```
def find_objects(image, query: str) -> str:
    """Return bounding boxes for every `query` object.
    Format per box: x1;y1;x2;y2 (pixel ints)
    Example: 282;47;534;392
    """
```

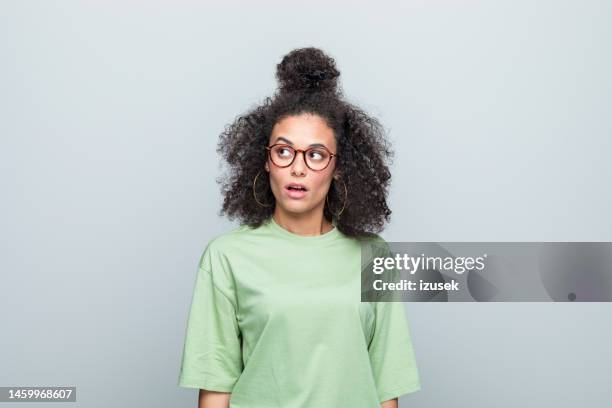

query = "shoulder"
356;232;391;259
194;224;259;297
351;229;386;244
354;231;387;246
198;223;259;270
208;223;253;246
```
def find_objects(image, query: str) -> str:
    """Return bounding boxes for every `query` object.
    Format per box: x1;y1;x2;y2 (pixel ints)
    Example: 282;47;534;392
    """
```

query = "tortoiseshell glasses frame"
265;143;336;171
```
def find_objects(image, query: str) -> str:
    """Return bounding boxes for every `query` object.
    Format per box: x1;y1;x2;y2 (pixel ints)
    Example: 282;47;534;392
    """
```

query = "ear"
265;162;270;172
333;169;341;180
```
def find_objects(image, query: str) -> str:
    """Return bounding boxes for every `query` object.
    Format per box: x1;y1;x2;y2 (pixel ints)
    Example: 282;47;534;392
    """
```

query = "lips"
286;183;308;191
285;183;308;199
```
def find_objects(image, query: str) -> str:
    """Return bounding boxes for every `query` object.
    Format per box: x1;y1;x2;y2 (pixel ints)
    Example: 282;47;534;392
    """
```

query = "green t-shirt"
178;217;421;407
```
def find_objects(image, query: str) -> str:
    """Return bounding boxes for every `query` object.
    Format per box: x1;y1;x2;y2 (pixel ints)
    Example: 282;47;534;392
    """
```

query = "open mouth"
287;186;307;191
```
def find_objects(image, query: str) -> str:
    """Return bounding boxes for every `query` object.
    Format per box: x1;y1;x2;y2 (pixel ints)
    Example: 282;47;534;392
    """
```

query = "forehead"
269;114;336;150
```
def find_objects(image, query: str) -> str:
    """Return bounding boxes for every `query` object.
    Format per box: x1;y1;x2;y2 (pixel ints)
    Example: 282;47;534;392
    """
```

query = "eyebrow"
273;136;327;149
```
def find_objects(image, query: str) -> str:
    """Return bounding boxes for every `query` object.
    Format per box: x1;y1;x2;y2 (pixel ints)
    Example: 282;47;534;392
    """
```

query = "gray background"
1;0;611;407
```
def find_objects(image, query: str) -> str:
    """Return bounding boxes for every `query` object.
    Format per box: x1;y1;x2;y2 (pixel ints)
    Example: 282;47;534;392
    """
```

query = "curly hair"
215;47;394;238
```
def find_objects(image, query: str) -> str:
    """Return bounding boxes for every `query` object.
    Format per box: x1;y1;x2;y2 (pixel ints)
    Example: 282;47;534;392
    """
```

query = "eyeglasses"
265;143;336;171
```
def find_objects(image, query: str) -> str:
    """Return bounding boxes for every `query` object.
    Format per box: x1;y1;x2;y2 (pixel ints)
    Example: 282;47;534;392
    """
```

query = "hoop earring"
253;169;273;207
326;178;348;218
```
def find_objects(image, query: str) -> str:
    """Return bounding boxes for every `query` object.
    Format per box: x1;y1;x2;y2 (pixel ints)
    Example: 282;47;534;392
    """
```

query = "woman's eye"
308;150;324;160
278;148;291;157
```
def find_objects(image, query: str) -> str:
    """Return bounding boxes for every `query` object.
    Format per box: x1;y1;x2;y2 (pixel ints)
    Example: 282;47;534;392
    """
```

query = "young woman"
178;47;421;408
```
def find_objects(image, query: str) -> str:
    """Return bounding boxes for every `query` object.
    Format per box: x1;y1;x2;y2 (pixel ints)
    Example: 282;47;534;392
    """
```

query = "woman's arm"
381;397;398;408
198;389;231;408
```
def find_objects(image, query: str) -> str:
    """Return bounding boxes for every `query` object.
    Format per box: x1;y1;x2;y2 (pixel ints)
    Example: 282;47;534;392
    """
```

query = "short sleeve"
178;244;243;392
368;299;421;402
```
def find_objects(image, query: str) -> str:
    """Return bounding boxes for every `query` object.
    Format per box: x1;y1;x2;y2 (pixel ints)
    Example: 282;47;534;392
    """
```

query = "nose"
291;151;307;175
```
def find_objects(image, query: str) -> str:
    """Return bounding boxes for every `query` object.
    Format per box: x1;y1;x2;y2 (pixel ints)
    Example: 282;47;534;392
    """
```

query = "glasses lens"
306;148;331;170
270;145;295;167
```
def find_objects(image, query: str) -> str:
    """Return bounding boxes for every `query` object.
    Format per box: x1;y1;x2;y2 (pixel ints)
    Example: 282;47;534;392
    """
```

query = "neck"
272;206;334;237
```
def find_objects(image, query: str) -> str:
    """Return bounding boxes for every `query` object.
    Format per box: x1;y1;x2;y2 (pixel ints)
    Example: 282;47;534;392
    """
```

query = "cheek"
311;175;333;197
268;169;287;193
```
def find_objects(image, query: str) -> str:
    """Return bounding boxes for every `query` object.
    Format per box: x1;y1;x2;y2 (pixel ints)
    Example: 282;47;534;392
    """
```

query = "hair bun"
276;47;340;94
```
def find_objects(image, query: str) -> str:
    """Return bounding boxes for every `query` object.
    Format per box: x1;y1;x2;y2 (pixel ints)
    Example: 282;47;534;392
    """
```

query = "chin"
279;200;314;215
